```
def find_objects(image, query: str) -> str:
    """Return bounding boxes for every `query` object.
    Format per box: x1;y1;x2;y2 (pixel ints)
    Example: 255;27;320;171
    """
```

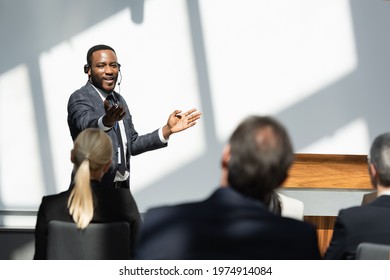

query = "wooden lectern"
282;153;372;256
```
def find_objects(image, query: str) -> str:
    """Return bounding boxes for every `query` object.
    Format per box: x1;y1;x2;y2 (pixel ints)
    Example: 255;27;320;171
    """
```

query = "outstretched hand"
162;108;202;140
102;99;126;127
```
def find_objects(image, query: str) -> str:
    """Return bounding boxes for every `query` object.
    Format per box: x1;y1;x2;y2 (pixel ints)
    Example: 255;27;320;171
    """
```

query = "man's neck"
89;81;112;97
377;185;390;196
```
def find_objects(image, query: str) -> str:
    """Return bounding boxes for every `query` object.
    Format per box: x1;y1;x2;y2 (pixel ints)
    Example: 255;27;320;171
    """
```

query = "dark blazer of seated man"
325;132;390;259
134;116;321;260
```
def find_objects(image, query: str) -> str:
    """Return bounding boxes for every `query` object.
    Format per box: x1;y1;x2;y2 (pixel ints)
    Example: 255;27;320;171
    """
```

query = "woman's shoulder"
40;190;71;207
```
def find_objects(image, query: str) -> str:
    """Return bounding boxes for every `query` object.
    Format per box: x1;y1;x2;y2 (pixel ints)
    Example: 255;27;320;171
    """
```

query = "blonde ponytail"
67;129;112;229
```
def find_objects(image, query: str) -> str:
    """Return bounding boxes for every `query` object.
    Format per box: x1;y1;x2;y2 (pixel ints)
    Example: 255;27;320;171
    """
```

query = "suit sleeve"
324;210;348;259
67;87;102;140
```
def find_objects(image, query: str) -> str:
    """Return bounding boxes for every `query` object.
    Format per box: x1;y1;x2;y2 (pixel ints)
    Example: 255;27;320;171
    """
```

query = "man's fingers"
105;103;126;122
185;108;197;116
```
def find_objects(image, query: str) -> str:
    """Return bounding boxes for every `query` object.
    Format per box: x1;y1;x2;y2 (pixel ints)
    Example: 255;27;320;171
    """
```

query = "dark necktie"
106;94;126;175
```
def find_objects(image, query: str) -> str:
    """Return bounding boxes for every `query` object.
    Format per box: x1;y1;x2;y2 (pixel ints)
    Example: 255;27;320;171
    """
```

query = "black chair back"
47;220;131;260
356;242;390;260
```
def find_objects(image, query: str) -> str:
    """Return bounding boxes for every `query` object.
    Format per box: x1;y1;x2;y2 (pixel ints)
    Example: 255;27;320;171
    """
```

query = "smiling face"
89;49;120;93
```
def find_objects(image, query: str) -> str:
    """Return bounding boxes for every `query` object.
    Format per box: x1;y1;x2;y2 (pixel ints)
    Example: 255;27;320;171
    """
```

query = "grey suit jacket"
325;195;390;259
67;82;167;187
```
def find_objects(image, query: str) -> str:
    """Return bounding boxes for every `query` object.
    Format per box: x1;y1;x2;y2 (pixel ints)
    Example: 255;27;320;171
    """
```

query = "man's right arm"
67;89;101;139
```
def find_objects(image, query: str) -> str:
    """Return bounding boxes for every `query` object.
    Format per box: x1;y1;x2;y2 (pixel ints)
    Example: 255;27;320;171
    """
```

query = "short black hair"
86;44;116;66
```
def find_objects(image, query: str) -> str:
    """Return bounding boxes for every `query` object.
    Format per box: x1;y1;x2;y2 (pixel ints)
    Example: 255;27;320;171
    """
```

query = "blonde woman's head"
68;128;113;229
71;128;113;178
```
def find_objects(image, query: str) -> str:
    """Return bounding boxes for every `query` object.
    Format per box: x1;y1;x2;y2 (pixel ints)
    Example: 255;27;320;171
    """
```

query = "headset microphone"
116;65;122;94
117;68;122;86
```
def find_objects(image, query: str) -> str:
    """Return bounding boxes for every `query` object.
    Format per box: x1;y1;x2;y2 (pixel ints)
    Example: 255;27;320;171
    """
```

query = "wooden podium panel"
283;153;371;190
283;154;372;256
304;216;337;256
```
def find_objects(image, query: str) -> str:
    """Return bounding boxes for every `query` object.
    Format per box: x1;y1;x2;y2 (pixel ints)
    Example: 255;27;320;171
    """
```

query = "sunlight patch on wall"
0;65;44;208
298;118;370;155
199;0;357;142
2;215;36;228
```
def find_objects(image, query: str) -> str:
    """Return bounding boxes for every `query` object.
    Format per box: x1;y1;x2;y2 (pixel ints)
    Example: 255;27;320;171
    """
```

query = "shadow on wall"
1;0;390;259
2;0;390;213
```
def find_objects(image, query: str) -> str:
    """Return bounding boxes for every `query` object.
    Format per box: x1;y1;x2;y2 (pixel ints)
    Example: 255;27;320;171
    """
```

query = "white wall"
1;0;390;225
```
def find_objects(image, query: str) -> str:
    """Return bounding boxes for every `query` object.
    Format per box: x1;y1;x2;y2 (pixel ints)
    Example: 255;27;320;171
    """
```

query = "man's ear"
368;162;380;189
70;149;75;164
369;163;377;180
221;144;231;169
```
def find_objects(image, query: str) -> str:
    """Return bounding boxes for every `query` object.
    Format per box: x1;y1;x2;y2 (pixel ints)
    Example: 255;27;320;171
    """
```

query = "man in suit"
68;44;201;189
134;116;321;260
325;132;390;259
